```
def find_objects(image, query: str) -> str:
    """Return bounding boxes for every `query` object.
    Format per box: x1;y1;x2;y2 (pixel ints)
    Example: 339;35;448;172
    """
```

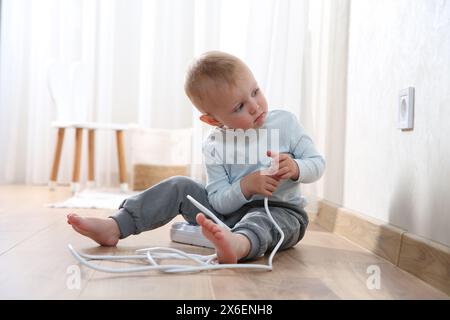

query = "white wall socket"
397;87;414;130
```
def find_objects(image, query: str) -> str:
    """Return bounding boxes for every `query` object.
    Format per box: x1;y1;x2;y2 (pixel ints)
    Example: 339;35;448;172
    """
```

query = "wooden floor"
0;185;448;300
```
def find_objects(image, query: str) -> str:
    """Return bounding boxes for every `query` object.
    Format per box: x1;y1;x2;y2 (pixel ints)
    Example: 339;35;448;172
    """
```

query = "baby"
67;51;325;263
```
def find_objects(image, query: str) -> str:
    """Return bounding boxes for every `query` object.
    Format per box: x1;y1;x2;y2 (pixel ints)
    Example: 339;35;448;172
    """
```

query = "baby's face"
200;67;268;130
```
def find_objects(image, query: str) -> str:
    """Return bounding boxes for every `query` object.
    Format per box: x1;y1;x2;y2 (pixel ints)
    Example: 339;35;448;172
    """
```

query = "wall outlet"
397;87;414;130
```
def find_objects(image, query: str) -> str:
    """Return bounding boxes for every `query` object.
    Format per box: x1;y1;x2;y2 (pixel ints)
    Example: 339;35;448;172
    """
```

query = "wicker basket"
132;164;190;191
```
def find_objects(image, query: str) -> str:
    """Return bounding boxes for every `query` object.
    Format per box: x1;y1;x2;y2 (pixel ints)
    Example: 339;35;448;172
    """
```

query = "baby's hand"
267;150;300;181
240;170;281;199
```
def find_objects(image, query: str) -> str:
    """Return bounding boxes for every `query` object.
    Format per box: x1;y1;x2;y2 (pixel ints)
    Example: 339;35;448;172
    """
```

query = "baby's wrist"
240;177;253;200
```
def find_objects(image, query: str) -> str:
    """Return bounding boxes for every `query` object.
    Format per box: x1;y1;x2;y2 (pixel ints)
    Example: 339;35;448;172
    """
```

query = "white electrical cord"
68;195;284;273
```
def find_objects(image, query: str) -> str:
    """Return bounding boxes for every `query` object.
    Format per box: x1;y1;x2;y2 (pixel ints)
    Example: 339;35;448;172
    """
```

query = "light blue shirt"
202;109;326;215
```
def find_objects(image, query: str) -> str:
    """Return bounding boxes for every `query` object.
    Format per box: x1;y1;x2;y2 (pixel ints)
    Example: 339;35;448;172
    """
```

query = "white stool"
49;122;129;193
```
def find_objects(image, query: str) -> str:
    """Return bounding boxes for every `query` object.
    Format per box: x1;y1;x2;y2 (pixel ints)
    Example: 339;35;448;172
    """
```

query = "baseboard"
398;233;450;296
315;200;404;265
315;200;450;296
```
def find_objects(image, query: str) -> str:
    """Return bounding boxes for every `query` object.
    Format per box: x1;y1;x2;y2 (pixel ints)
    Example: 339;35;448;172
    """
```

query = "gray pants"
111;176;308;261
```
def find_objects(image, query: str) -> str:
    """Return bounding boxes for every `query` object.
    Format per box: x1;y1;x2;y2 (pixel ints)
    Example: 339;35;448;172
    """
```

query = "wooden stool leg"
49;128;65;190
115;130;128;192
87;129;95;188
72;128;83;193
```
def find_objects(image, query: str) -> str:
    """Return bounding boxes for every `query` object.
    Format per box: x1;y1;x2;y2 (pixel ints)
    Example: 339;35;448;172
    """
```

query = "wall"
343;0;450;246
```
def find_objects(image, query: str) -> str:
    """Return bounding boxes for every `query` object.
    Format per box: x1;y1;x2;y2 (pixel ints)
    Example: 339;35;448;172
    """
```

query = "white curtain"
302;0;350;208
0;0;346;193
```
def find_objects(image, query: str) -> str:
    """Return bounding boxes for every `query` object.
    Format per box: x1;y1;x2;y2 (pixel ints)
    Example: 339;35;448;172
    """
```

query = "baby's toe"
196;213;206;224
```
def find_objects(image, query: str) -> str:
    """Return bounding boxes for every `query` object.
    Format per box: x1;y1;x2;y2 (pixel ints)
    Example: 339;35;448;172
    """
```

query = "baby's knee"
163;176;199;194
166;175;191;184
169;175;193;187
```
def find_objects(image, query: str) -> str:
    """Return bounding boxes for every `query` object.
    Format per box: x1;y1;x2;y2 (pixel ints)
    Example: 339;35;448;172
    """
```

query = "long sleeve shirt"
202;109;326;215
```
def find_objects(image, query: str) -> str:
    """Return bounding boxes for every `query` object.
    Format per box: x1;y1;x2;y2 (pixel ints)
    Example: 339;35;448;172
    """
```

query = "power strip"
170;222;214;249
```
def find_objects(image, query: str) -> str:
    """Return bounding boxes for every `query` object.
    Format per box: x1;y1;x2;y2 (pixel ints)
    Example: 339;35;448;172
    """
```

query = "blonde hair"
184;51;246;111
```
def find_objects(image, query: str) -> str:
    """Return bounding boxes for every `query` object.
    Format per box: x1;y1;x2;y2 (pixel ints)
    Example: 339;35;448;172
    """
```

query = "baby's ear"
199;114;222;127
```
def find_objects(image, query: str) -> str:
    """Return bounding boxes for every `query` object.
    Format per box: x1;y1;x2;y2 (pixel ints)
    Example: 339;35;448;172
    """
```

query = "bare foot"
67;213;120;246
196;213;250;264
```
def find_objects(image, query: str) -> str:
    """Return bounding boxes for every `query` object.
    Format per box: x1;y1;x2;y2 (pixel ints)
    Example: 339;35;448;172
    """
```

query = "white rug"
47;189;138;209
